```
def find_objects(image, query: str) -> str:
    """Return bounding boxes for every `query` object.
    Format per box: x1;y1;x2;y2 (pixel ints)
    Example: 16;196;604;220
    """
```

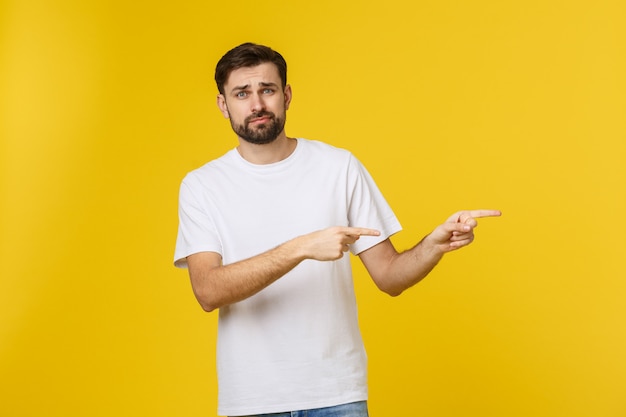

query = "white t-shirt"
174;138;401;416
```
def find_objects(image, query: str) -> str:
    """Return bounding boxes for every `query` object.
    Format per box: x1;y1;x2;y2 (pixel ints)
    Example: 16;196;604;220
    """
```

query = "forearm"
189;226;379;312
369;236;445;296
384;236;445;296
189;239;306;312
362;210;501;296
359;236;445;297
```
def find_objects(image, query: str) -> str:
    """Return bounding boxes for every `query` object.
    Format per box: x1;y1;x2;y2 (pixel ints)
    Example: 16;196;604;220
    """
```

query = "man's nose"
250;93;265;113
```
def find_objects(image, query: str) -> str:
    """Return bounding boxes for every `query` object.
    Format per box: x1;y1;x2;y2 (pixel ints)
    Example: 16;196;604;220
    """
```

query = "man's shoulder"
181;149;237;184
298;138;353;160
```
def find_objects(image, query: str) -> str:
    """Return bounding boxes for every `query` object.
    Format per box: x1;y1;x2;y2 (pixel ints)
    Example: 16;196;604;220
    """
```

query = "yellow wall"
1;1;624;416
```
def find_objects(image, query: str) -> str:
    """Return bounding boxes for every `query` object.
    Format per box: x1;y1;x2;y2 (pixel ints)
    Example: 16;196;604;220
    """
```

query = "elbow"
381;286;404;297
199;301;218;313
190;276;223;313
193;290;220;313
385;288;404;297
373;271;429;297
374;280;405;297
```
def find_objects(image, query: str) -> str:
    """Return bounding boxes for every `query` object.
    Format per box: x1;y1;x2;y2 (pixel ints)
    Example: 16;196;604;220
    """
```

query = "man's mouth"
246;112;274;126
249;116;269;124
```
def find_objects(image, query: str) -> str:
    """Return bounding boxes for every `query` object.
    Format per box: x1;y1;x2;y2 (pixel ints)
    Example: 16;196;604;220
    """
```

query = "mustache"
245;111;275;124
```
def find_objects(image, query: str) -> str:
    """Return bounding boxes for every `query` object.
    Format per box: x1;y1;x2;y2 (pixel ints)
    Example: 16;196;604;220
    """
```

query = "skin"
188;62;501;312
216;62;295;164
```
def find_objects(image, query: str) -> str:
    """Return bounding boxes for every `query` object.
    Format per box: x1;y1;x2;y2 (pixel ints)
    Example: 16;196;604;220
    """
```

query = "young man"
174;42;500;417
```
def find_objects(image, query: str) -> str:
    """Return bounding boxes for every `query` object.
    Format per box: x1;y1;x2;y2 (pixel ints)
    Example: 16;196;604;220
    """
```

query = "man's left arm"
359;210;501;296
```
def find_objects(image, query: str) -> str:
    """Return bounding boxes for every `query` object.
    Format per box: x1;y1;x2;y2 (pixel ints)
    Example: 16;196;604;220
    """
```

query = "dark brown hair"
214;43;287;94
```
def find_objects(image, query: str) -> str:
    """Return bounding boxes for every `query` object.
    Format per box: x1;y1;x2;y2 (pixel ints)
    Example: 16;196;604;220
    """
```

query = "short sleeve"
346;155;402;255
173;177;223;268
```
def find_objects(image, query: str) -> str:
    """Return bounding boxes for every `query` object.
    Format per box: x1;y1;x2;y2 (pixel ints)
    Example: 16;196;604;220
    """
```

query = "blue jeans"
233;401;369;417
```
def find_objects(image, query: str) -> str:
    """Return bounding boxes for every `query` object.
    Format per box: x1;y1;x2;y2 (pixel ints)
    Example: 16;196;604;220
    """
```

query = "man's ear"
217;94;229;118
284;84;292;110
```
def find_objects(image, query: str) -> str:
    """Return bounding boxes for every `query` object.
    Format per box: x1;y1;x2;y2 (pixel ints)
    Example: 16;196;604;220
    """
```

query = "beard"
231;110;286;145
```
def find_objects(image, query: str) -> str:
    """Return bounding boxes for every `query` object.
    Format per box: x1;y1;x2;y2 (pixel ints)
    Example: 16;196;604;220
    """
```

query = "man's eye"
262;88;274;94
236;91;248;98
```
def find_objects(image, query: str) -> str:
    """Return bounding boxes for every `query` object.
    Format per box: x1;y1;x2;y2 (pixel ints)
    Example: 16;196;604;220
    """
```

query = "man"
174;42;500;417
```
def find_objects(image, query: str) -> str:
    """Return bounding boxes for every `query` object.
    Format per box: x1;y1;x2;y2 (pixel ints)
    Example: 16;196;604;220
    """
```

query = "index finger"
343;227;381;237
467;209;502;219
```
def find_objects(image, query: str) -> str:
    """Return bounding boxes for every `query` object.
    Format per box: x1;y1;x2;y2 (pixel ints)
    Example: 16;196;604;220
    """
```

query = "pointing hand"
427;210;501;253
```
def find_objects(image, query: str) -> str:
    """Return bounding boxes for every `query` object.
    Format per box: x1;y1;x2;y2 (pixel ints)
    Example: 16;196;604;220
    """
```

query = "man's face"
217;62;291;145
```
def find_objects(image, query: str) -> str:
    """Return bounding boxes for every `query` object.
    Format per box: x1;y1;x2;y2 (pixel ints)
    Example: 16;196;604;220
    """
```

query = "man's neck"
236;134;297;165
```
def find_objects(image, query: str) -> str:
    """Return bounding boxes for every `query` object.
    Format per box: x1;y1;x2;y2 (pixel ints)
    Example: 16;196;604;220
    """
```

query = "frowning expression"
217;62;292;144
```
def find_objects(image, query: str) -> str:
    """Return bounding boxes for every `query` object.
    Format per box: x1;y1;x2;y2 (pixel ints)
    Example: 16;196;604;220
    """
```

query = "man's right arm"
187;226;380;312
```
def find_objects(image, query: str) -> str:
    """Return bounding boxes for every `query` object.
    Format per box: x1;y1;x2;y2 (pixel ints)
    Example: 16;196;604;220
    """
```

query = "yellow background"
1;0;625;416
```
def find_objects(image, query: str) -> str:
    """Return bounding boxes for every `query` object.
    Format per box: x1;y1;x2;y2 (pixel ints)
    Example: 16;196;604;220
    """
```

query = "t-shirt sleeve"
173;176;223;268
346;154;402;255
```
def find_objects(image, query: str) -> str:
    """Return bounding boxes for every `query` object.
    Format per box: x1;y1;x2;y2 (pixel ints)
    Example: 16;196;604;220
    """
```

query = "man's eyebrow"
229;82;279;95
230;84;250;94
